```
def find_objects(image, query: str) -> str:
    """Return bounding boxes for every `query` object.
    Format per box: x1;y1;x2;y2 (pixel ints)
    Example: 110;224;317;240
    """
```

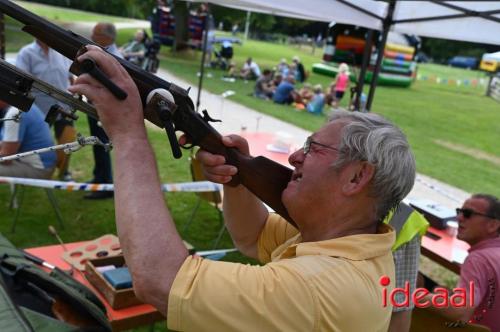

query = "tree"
172;0;189;52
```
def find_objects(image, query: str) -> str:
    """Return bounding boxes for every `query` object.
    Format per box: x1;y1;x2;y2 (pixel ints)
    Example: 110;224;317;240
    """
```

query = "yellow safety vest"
384;203;429;251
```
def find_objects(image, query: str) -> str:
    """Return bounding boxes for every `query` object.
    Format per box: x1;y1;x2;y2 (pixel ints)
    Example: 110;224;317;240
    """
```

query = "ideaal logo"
379;276;474;308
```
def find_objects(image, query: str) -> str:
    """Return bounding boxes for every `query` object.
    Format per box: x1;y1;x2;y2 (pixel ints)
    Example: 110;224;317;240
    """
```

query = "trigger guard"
180;143;194;150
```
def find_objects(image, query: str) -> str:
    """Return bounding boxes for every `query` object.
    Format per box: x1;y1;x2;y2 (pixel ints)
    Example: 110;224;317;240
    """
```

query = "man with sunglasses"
69;47;416;331
427;194;500;331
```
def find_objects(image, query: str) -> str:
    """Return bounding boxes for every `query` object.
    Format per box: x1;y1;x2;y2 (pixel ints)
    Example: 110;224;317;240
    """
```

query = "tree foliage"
24;0;157;19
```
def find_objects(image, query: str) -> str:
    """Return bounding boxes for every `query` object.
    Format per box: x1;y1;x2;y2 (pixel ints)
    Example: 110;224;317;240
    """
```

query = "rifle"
0;57;95;121
0;0;296;226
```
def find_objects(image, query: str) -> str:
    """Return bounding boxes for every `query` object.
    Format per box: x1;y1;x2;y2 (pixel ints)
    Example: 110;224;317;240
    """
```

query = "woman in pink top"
332;62;350;109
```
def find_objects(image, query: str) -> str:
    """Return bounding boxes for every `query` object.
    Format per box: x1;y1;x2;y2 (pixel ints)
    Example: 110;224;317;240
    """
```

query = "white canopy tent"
187;0;500;110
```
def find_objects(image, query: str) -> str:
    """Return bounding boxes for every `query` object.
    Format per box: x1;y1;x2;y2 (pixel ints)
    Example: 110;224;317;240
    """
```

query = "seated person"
119;29;148;65
306;84;325;114
0;100;56;179
272;75;297;105
271;73;283;92
298;83;314;104
239;57;261;80
276;58;289;77
424;194;500;332
292;56;307;83
254;69;274;100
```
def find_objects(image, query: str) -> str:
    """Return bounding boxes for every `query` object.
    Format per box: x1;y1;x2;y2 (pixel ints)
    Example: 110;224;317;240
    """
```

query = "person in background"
306;84;325;115
84;22;122;199
239;57;261;80
425;194;500;332
272;75;298;105
119;29;148;66
0;100;56;179
298;83;314;104
276;58;289;77
271;73;283;91
331;62;350;109
16;39;75;180
292;55;306;83
254;69;274;100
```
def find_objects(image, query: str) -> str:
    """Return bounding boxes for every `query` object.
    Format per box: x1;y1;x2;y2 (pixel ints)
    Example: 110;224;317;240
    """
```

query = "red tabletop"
26;242;164;331
239;131;297;167
421;227;470;274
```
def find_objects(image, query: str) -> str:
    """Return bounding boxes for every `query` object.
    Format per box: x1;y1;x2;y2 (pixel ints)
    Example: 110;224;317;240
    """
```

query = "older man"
69;46;416;331
427;194;500;331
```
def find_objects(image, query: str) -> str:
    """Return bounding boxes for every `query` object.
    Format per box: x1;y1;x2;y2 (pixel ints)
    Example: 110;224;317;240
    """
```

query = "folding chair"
410;307;491;332
183;156;224;249
9;184;64;233
8;154;67;233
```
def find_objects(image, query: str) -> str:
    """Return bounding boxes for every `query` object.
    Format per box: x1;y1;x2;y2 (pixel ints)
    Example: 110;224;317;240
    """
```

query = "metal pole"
244;11;251;41
354;29;373;111
366;0;396;112
196;5;210;112
0;13;5;59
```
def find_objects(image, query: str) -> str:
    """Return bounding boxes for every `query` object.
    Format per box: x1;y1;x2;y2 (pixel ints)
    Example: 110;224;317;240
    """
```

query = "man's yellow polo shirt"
167;214;395;332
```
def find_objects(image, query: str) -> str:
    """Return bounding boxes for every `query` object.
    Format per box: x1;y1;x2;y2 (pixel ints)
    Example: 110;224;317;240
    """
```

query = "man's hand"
193;134;250;184
189;134;268;259
68;45;144;142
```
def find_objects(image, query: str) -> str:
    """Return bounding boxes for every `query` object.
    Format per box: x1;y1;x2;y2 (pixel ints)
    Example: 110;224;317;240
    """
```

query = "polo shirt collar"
469;236;500;252
275;224;395;261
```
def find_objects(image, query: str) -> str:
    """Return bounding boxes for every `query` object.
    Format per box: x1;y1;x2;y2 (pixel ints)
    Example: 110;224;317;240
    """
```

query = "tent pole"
354;29;373;111
0;13;5;60
244;11;251;41
366;0;396;112
196;4;211;112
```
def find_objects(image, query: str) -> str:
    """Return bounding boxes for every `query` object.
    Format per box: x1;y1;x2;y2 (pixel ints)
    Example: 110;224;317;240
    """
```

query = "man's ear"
486;219;500;236
341;161;375;195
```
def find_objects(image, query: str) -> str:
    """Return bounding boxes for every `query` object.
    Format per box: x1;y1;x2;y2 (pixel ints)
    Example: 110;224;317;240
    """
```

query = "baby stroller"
211;41;233;70
142;39;161;73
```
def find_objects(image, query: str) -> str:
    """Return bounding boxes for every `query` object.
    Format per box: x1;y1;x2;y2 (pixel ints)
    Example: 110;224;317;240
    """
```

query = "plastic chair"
183;156;225;249
410;307;491;332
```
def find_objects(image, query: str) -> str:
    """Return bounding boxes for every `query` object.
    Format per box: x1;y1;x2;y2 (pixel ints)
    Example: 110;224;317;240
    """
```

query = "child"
306;84;325;114
331;63;350;108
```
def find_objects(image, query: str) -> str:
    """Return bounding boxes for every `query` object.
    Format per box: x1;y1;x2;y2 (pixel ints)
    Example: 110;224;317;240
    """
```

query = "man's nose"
288;149;304;167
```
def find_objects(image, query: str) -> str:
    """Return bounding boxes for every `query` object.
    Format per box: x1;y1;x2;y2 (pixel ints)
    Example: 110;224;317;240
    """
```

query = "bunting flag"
416;74;486;87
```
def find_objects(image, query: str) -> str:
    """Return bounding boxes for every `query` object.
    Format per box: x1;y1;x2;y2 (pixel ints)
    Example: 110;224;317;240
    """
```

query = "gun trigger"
201;110;222;123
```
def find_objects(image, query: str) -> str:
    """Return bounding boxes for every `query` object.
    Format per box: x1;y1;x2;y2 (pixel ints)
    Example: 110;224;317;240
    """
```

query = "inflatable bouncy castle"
313;27;417;88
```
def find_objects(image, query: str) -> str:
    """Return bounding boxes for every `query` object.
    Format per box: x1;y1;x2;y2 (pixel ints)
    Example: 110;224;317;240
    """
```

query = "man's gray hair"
98;22;117;41
329;110;416;221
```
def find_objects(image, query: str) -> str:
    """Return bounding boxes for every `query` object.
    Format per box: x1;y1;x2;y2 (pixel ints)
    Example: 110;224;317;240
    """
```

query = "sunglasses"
456;208;496;220
303;136;339;155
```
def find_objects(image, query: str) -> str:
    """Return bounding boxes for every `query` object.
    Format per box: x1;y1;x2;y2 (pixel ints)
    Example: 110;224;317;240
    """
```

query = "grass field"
1;4;499;330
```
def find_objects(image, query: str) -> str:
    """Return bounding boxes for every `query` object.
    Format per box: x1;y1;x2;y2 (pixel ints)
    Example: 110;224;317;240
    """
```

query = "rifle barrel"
0;58;97;118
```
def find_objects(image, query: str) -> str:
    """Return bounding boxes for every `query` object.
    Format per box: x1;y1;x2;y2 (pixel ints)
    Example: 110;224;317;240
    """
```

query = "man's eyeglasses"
456;208;496;220
303;136;339;155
